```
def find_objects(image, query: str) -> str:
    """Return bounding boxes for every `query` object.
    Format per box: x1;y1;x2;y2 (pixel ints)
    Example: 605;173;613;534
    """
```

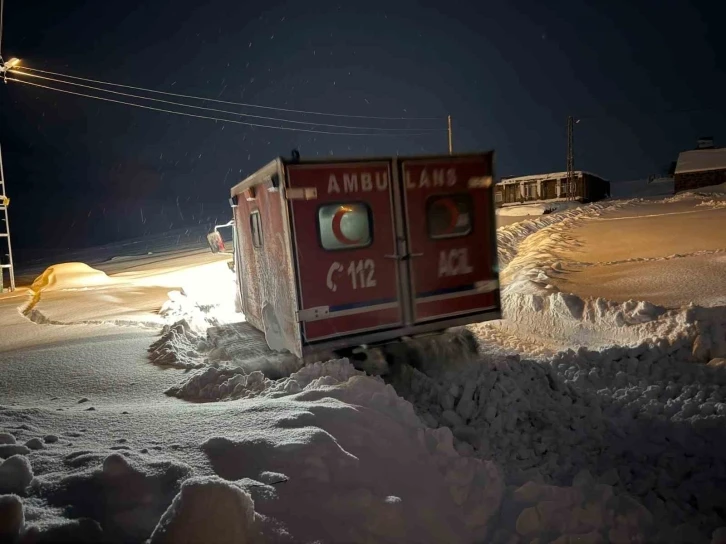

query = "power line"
15;65;445;121
5;77;441;137
9;68;445;133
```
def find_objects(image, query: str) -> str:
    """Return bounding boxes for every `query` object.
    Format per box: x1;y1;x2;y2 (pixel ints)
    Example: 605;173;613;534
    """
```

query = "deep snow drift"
2;186;726;543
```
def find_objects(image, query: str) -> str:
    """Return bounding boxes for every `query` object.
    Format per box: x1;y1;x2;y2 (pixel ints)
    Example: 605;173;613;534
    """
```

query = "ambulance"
210;151;501;358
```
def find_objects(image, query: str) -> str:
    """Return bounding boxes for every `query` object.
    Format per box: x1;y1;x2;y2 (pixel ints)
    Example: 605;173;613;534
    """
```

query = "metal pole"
0;143;15;291
566;116;574;201
447;115;453;155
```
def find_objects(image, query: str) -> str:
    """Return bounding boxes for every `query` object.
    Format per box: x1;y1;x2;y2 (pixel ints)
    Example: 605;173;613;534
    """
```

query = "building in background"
495;171;610;208
674;137;726;193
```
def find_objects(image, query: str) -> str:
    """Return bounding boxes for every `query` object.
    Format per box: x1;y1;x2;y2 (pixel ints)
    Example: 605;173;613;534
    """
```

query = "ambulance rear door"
400;153;500;323
286;160;404;343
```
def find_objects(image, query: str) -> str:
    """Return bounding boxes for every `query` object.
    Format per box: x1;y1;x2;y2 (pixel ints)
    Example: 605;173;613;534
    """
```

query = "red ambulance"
223;152;500;358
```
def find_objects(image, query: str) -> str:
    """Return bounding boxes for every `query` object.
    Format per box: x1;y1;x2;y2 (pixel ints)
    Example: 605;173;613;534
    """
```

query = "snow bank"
148;320;211;369
496;200;627;269
0;455;33;495
167;359;365;402
30;262;116;292
392;337;726;540
494;292;726;359
195;364;506;543
22;263;169;328
31;452;192;542
699;199;726;209
157;345;661;542
497;201;583;217
22;255;237;330
493;194;726;354
0;494;24;543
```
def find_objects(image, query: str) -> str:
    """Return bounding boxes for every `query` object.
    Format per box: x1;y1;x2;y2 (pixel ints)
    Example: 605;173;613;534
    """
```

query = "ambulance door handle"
384;254;402;260
409;253;424;259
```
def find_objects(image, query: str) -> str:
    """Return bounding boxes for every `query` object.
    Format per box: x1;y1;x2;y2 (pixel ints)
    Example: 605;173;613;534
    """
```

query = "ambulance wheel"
341;346;390;376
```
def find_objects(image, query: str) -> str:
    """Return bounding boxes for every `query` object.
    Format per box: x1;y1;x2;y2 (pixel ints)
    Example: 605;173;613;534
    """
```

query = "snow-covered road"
2;187;726;543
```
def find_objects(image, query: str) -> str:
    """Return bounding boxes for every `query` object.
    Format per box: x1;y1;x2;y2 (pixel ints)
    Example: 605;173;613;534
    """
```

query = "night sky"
1;0;724;261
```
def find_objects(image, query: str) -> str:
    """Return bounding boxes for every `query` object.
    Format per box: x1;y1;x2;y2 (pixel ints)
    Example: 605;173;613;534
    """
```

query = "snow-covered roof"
675;148;726;174
498;170;603;185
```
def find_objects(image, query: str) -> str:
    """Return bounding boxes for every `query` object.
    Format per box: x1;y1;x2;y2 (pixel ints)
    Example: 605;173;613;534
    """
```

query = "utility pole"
566;115;575;201
447;115;453;155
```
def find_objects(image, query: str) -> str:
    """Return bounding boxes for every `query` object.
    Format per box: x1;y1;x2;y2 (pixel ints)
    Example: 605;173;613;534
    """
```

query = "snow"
675;147;726;174
149;477;261;544
0;455;33;495
518;198;726;312
0;494;24;542
496;201;583;216
2;187;726;542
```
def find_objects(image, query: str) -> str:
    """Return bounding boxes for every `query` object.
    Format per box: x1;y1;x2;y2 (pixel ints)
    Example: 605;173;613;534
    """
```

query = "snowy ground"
1;186;726;543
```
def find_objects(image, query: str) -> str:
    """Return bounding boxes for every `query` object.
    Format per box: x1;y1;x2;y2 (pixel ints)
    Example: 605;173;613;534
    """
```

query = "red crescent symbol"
332;206;362;245
437;198;460;234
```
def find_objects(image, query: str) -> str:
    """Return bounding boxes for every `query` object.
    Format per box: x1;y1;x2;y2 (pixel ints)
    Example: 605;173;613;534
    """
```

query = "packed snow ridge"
493;195;726;356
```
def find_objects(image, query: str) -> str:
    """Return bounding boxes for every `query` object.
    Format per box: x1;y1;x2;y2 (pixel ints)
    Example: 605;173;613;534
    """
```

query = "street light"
0;58;20;73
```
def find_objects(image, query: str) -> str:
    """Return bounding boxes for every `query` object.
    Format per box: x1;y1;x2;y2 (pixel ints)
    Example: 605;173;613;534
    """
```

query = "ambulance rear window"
318;203;372;250
250;210;263;248
427;194;473;239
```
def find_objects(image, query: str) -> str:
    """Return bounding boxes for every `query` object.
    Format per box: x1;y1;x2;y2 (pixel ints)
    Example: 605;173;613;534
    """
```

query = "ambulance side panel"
231;161;303;357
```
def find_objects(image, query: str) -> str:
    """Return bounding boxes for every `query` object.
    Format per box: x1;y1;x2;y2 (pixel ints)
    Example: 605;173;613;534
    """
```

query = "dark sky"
1;0;724;260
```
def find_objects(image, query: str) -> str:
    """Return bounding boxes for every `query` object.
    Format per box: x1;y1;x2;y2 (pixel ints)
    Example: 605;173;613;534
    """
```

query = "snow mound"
0;455;33;495
30;263;115;293
32;453;192;542
0;445;28;458
0;433;16;445
0;494;24;543
149;476;262;544
149;320;210;369
489;478;654;542
166;358;363;402
392;341;726;540
21;517;103;543
197;367;507;543
699;199;726;209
